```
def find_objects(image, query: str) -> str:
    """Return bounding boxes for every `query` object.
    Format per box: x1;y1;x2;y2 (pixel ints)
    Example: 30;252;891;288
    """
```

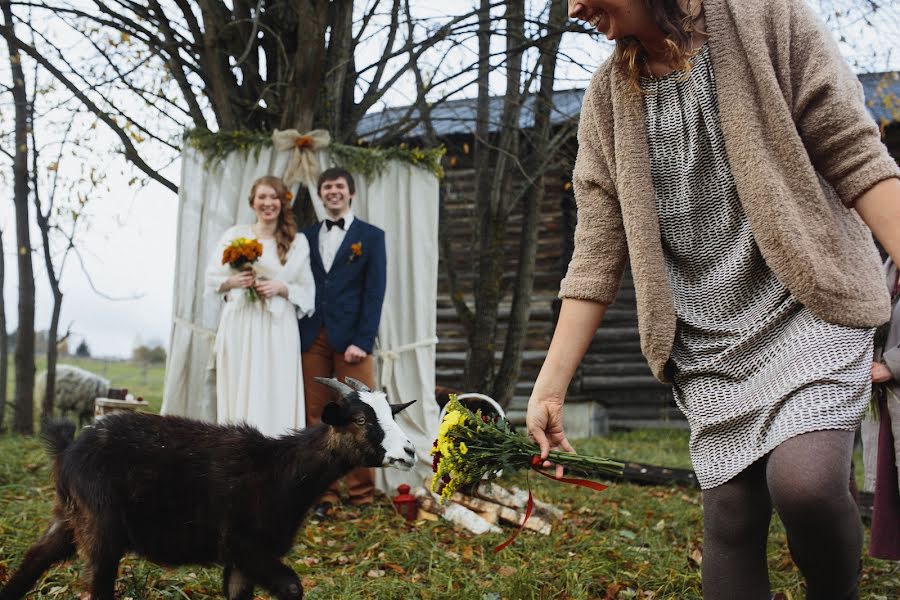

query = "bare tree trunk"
2;0;36;434
280;0;330;131
494;0;567;408
464;0;500;393
0;228;7;432
35;191;63;426
318;0;356;141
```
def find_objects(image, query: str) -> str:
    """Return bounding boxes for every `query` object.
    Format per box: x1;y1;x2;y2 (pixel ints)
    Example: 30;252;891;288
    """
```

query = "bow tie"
325;218;345;231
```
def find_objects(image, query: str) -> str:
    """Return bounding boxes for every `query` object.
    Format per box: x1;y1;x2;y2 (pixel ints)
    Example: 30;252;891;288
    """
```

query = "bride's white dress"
205;225;315;437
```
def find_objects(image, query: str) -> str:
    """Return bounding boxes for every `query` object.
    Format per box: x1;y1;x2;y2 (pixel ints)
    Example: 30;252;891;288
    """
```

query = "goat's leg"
223;565;254;600
84;534;123;600
234;555;302;600
0;520;75;600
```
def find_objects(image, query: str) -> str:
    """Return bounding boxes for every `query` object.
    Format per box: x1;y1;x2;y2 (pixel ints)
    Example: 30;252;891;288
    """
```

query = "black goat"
0;377;416;600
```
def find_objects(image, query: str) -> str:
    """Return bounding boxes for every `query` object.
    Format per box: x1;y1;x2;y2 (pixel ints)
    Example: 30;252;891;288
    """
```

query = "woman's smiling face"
251;184;282;225
568;1;651;41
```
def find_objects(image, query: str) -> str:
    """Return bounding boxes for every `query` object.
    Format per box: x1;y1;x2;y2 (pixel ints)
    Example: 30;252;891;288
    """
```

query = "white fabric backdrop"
162;146;441;494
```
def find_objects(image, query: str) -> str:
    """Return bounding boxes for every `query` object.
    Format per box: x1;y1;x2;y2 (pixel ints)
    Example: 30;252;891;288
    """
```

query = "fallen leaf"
367;569;385;578
498;565;517;577
383;562;406;575
604;582;621;599
689;545;703;568
653;520;665;531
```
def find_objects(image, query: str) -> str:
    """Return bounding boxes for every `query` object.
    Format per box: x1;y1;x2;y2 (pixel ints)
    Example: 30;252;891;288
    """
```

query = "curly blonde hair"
615;0;704;92
248;175;296;265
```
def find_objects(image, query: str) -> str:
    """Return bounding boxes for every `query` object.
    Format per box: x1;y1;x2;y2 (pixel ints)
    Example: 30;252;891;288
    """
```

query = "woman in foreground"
528;1;900;598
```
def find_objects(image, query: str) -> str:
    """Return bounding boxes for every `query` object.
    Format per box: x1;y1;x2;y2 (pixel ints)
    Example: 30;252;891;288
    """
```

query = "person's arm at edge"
856;178;900;268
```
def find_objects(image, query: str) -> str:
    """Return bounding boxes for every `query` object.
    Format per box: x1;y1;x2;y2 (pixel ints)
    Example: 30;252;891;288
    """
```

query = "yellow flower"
459;442;468;455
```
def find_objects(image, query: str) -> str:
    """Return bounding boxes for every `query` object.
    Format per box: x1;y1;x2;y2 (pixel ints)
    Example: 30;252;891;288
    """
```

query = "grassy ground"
0;361;898;598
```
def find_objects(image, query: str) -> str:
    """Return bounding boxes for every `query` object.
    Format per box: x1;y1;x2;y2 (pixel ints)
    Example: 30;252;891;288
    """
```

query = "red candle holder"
392;484;418;522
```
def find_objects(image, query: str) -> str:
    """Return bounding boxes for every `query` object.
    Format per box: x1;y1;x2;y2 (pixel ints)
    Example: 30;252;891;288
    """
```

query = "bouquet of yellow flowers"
432;395;623;499
432;395;624;550
222;237;263;301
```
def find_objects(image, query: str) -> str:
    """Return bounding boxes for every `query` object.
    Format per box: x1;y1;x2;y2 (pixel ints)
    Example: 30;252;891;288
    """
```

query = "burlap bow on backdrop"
271;129;331;188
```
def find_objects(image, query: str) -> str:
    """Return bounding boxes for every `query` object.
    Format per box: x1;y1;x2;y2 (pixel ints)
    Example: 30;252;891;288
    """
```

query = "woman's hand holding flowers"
526;393;575;478
224;270;256;292
254;279;287;300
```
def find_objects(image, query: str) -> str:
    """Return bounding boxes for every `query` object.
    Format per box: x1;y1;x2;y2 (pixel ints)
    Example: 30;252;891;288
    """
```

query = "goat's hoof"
311;501;335;522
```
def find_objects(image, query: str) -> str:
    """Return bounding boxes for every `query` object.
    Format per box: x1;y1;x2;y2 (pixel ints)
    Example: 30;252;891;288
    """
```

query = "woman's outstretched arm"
527;298;607;474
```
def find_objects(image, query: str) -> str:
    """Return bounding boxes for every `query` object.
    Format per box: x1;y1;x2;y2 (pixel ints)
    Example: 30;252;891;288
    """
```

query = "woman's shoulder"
290;231;310;250
579;61;616;134
587;59;615;96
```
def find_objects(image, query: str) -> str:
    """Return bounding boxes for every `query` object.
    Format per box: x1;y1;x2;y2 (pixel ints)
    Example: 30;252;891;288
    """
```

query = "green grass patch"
0;360;897;598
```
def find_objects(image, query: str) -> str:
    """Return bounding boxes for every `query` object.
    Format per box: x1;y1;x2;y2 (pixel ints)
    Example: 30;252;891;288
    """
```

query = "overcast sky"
1;1;898;359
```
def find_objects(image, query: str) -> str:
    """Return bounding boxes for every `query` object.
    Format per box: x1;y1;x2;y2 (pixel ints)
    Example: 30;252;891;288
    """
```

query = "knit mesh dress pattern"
643;44;874;489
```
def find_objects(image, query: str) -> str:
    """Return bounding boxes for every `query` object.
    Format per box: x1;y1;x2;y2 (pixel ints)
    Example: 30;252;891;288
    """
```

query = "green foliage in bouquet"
431;395;624;502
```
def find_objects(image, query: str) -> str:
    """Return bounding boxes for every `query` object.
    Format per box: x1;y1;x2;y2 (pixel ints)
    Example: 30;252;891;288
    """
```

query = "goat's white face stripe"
359;391;415;468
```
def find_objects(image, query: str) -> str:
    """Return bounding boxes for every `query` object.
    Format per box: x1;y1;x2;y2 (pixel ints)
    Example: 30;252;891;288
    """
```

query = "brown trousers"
302;329;375;505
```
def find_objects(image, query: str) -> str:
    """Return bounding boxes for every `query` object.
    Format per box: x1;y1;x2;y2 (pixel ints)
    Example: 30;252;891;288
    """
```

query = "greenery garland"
183;128;445;180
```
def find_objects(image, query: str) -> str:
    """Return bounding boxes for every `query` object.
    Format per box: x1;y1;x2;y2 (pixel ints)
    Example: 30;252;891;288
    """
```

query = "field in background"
4;356;167;418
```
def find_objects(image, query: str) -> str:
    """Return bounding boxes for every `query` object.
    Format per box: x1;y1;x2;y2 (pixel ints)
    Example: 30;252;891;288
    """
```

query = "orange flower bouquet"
222;237;263;301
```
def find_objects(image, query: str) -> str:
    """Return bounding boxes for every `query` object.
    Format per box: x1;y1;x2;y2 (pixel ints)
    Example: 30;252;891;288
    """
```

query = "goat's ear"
321;401;348;427
390;400;416;416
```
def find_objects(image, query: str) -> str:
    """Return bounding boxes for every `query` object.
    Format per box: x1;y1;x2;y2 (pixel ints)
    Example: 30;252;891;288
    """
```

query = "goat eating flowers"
0;377;416;600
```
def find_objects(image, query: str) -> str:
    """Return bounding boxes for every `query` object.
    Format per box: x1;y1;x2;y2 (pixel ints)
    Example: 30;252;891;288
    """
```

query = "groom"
300;167;387;517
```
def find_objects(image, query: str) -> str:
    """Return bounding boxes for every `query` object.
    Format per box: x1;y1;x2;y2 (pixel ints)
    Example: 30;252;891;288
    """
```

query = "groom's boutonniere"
349;241;363;263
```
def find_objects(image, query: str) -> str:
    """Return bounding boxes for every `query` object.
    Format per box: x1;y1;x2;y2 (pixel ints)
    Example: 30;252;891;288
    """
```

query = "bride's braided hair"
248;175;297;265
615;0;704;92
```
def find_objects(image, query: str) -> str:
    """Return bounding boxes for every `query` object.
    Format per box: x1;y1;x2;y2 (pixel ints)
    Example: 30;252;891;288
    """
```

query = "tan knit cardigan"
562;0;900;383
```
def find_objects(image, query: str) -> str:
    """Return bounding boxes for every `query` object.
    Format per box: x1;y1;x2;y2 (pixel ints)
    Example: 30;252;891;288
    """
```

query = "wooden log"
413;488;501;534
450;491;551;535
470;483;564;520
447;493;500;524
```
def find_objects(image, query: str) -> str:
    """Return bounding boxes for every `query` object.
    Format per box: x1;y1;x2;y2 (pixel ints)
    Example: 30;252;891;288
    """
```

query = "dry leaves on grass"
688;544;703;568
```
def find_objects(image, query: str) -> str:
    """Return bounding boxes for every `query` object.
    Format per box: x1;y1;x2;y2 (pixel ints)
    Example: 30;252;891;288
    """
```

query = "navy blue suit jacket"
299;218;387;354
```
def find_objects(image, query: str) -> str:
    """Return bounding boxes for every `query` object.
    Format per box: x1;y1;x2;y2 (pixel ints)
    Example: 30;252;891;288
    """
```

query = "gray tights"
701;430;861;600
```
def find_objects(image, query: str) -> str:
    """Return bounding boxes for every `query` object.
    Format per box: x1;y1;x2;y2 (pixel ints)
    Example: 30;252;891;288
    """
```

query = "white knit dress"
643;44;874;489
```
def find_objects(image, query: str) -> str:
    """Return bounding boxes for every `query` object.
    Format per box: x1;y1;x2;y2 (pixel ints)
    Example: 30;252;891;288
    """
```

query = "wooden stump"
94;397;149;420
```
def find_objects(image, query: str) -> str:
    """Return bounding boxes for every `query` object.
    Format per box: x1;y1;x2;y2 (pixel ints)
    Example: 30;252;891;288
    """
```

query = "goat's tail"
40;420;76;459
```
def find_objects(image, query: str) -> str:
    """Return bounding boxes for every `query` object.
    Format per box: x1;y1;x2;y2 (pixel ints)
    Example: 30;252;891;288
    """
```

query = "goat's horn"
343;377;371;393
314;377;354;397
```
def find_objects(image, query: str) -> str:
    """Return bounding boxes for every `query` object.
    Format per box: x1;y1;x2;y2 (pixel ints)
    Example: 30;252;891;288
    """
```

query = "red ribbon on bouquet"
492;456;609;553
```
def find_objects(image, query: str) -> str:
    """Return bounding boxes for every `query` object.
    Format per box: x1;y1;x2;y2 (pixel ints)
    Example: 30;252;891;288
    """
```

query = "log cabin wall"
435;153;679;429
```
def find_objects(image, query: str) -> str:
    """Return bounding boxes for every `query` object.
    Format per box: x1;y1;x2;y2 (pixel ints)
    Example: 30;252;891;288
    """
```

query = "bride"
206;175;315;437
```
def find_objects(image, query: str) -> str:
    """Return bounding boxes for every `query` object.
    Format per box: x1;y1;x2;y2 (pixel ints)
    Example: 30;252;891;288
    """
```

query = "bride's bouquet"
431;395;624;501
222;237;263;301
